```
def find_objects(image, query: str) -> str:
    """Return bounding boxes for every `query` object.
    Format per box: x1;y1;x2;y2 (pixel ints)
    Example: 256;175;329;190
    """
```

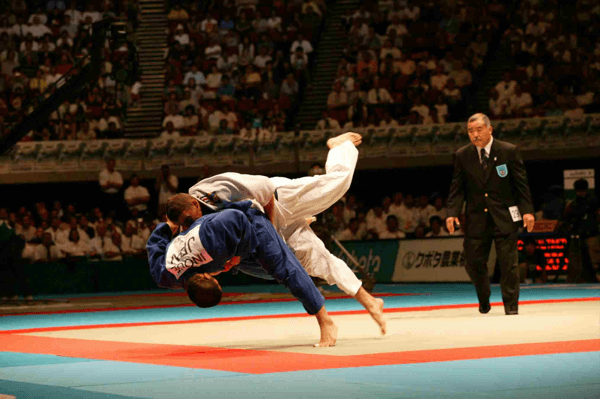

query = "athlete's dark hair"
166;193;195;224
185;274;222;308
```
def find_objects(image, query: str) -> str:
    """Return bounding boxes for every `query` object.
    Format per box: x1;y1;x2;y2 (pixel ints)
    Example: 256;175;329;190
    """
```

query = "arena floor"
1;284;599;398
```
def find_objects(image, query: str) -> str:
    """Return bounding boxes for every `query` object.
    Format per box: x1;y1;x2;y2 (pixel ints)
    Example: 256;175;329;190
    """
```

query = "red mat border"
0;333;598;374
1;292;419;317
1;297;598;335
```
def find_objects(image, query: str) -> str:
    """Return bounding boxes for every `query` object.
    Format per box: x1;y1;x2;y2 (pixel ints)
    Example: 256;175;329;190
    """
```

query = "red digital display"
517;237;569;272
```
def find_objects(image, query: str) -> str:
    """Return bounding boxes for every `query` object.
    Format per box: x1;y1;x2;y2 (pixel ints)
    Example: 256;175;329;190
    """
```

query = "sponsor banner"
331;240;400;283
80;140;109;171
11;142;40;172
120;139;147;170
211;135;236;166
299;130;330;162
58;140;85;170
254;137;278;166
36;141;61;171
166;137;193;169
145;138;171;170
364;128;392;158
272;132;297;164
388;126;417;157
392;237;496;282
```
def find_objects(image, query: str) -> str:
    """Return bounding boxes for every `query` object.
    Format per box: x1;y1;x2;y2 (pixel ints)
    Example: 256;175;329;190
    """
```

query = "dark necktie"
480;148;489;170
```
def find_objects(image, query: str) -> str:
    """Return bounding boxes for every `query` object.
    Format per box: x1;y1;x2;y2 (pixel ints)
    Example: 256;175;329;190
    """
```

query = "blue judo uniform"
146;201;324;315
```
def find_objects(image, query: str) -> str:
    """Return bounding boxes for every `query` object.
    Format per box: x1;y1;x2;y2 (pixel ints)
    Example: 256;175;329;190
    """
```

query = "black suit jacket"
447;138;534;238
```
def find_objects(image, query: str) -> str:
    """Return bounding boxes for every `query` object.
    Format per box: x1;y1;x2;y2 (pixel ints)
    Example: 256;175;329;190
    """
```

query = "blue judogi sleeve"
147;222;183;289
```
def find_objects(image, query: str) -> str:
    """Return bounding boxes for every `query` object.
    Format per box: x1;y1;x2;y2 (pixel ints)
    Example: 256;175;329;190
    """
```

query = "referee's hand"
446;217;460;234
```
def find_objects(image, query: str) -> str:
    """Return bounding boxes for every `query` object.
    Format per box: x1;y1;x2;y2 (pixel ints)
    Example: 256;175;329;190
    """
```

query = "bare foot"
315;321;338;348
327;132;362;149
369;297;386;335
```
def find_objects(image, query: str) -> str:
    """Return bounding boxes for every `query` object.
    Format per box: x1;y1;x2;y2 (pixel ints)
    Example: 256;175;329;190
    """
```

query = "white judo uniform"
188;140;362;295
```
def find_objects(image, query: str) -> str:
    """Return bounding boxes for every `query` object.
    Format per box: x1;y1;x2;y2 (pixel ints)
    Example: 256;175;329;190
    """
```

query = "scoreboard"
517;236;569;274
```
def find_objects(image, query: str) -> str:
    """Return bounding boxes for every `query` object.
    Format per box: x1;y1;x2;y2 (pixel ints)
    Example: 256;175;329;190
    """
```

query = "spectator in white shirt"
16;215;37;242
367;77;394;104
410;96;430;119
183;64;207;86
204;39;222;60
239;121;257;141
82;4;102;23
508;84;533;116
222;105;238;129
291;47;309;71
397;52;416;76
156;164;178;216
416;195;436;226
397;194;420;234
563;99;585;117
124;174;151;214
336;218;365;241
335;68;355;93
327;81;348;109
389;192;403;218
28;16;52;38
121;223;145;256
430;65;449;91
342;194;357;225
425;216;449;237
315;111;341;130
525;14;547;38
386;16;408;37
290;33;313;55
378;215;407;239
207;107;225;131
174;24;190;45
380;113;400;128
65;2;83;25
443;79;461;104
430;196;448;221
62;229;91;258
89;222;108;260
104;230;123;261
99;158;124;213
162;111;185;130
448;61;472;88
45;217;62;243
380;39;401;60
488;88;509;118
160;121;181;139
366;203;387;237
403;5;420;20
494;72;517;104
253;46;272;70
34;232;63;262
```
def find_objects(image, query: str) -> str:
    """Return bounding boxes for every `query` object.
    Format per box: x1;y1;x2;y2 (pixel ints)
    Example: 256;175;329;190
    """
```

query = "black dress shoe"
479;302;491;314
505;310;518;315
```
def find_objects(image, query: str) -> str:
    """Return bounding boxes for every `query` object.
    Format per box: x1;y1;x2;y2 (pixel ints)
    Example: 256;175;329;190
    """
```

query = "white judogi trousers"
270;140;362;295
188;140;362;295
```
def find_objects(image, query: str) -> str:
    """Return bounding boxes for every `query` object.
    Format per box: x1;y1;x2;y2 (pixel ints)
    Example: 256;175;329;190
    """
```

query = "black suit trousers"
463;213;519;312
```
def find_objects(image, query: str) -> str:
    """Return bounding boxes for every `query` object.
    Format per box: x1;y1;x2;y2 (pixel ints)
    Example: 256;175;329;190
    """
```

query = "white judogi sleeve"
188;172;276;213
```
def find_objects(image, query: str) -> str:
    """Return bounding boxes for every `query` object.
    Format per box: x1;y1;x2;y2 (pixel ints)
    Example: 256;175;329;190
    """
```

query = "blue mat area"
0;380;137;399
1;352;596;399
2;284;598;332
0;352;96;368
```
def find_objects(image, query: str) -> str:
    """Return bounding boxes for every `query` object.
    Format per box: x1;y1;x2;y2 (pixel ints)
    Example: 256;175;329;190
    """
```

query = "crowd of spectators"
328;191;455;241
490;1;600;120
0;158;180;294
0;0;140;142
319;0;502;130
160;0;326;140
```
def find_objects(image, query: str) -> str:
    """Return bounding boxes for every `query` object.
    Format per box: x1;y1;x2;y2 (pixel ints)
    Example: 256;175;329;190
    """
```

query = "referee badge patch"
496;164;508;178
